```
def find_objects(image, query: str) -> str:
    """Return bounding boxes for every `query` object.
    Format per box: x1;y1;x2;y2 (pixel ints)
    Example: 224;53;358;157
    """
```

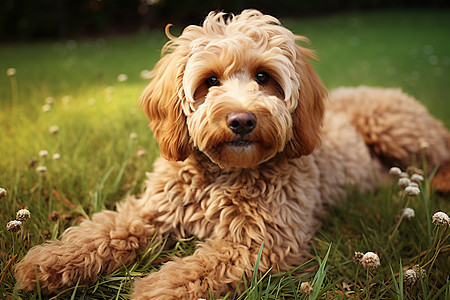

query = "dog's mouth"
226;140;254;148
205;137;277;169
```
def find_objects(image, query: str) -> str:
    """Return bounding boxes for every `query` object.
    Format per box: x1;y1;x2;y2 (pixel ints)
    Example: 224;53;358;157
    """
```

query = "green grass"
1;9;449;299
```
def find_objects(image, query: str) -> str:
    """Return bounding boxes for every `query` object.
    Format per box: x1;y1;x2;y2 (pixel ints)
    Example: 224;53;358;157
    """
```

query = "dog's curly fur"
15;9;450;299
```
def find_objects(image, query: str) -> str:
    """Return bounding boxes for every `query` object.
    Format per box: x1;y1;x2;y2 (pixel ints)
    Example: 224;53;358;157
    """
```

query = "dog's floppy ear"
284;38;327;159
139;29;191;161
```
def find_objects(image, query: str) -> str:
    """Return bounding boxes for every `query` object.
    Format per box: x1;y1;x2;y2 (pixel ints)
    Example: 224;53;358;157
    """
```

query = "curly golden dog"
15;9;450;299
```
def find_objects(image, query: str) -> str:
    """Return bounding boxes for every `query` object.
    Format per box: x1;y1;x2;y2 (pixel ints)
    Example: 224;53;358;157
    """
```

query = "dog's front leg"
132;239;261;300
14;196;156;294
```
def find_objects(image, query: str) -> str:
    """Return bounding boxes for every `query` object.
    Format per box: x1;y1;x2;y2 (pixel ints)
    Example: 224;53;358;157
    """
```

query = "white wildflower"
49;125;59;134
360;252;380;269
412;265;426;279
419;139;429;150
410;174;424;183
105;86;114;94
16;209;30;222
432;211;450;226
129;132;138;140
408;182;419;188
0;187;7;199
39;150;49;158
52;153;61;160
389;167;402;177
300;281;313;294
405;185;420;196
117;74;128;82
45;97;54;104
6;68;16;76
399;172;409;178
353;251;364;264
404;269;417;284
136;148;146;157
36;166;47;176
406;166;423;176
42;104;52;112
140;69;151;79
398;177;411;188
401;208;415;219
6;220;22;232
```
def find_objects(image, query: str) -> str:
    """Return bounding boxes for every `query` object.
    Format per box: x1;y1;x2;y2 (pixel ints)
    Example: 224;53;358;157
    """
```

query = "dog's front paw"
15;241;100;293
132;258;212;300
131;242;252;299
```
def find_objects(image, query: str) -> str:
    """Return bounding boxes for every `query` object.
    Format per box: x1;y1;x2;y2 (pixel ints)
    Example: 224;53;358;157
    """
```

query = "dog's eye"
205;76;220;87
255;72;270;85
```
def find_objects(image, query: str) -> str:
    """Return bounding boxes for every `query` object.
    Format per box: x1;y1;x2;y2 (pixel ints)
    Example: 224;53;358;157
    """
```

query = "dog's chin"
203;140;277;169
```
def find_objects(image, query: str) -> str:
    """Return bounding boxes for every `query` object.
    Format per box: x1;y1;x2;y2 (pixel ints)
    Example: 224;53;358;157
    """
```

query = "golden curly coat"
15;9;450;299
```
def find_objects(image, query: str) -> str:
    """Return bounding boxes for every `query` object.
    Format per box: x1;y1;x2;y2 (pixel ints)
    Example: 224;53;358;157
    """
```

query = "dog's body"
15;10;450;299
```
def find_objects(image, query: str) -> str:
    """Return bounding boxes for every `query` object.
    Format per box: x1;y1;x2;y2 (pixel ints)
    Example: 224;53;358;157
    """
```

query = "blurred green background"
1;0;449;40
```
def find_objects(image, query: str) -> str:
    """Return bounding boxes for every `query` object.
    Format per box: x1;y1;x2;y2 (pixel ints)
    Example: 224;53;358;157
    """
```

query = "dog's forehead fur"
184;10;296;50
178;10;301;109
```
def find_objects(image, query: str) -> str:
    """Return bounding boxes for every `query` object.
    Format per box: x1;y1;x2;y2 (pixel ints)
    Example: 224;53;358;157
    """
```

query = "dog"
15;9;450;299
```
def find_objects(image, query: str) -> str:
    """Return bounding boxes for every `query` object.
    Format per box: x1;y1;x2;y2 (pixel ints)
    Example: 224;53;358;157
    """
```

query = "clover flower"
360;252;380;269
405;185;421;196
39;150;49;158
137;149;147;157
105;86;114;95
36;166;47;176
353;251;364;264
129;132;138;140
389;167;402;177
42;104;52;112
52;153;61;160
412;265;426;278
117;74;128;82
140;69;151;79
398;177;411;188
45;97;54;105
391;166;422;196
408;182;419;188
6;220;23;232
6;68;16;76
49;125;59;134
29;157;38;168
300;281;313;294
406;166;423;176
399;172;409;178
419;139;429;150
0;187;7;199
16;209;31;222
432;211;450;226
410;174;424;183
401;208;415;219
404;269;417;284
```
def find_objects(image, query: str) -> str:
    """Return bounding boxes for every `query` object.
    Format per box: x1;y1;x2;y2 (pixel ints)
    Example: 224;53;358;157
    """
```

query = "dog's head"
140;9;327;169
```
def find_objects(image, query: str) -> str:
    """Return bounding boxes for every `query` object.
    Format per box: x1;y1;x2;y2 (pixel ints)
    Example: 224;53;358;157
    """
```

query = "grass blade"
251;239;265;287
310;244;331;300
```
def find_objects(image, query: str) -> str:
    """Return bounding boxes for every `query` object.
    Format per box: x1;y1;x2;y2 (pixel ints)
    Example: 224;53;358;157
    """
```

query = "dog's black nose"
227;111;257;136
